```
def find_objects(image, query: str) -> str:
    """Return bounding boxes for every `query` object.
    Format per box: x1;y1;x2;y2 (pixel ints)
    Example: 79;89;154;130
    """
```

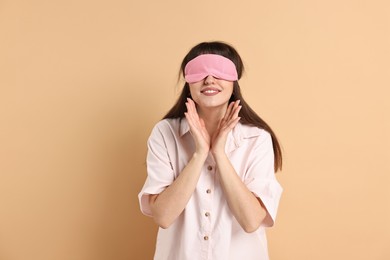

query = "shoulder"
232;123;272;154
152;118;180;131
149;118;185;139
238;123;271;141
236;124;274;160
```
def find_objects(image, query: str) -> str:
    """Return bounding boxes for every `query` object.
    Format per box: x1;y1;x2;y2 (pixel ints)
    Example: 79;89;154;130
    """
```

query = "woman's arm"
213;152;267;233
149;99;210;229
149;151;207;229
211;100;267;233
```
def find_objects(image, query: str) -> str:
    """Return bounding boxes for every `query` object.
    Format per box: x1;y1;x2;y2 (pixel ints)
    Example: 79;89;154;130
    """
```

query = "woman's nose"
204;75;215;85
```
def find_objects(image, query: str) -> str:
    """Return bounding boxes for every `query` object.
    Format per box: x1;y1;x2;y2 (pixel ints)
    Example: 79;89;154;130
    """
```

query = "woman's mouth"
201;88;220;96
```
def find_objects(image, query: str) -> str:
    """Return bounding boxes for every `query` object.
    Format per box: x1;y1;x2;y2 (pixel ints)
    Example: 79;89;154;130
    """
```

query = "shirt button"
204;236;209;240
205;212;210;217
206;189;211;194
207;165;213;171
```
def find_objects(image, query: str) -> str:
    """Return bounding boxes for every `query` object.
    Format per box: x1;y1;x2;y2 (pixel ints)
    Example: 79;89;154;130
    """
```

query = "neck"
197;105;227;136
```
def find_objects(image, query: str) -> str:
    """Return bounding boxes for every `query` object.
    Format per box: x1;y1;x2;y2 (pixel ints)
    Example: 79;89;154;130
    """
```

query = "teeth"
204;90;217;93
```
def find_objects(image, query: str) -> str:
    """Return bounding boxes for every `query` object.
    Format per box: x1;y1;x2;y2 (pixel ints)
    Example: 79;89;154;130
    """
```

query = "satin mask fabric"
184;54;238;83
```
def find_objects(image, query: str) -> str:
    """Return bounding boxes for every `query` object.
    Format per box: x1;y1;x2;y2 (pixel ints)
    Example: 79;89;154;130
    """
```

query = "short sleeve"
244;130;283;227
138;122;175;217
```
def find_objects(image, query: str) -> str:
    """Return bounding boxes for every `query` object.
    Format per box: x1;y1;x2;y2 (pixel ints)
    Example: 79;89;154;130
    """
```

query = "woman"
138;41;283;260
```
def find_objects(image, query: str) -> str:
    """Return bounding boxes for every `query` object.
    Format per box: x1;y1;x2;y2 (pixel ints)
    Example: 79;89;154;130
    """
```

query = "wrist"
193;150;209;161
211;149;227;159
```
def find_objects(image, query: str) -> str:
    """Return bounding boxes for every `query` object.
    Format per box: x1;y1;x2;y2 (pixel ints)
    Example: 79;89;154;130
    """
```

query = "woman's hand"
184;98;211;156
184;98;241;156
211;100;241;155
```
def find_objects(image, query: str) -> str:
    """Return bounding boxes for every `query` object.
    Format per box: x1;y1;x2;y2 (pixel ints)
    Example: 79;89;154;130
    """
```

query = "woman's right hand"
184;98;210;156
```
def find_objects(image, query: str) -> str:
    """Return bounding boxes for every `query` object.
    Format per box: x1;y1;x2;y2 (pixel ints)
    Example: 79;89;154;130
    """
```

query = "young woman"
138;41;283;260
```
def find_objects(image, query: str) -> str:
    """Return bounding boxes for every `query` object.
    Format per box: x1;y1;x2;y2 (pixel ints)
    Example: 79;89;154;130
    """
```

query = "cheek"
188;84;200;96
223;82;234;95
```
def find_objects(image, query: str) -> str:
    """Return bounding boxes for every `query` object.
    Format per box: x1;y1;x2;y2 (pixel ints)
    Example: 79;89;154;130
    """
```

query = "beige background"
1;0;389;259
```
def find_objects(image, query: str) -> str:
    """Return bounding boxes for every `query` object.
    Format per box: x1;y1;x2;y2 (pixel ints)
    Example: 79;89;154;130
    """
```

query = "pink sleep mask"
184;54;238;83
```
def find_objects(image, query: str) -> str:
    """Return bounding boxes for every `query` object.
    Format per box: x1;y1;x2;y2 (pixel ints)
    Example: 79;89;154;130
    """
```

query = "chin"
199;100;228;109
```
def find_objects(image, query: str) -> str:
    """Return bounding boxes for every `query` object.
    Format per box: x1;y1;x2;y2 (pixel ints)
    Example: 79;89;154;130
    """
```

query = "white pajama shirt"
139;118;282;260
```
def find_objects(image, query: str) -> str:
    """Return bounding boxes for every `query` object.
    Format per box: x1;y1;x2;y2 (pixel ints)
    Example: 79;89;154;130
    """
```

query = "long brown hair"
163;41;283;172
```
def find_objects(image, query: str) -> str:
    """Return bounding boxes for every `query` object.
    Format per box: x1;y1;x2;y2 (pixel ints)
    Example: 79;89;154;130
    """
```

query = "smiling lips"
201;87;221;96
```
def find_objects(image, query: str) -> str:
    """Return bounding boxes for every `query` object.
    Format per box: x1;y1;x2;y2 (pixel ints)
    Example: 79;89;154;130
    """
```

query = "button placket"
200;157;215;256
200;161;215;255
202;187;212;244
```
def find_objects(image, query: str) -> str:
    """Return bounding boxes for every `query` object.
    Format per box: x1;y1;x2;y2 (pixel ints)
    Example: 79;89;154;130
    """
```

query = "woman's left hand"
211;100;242;155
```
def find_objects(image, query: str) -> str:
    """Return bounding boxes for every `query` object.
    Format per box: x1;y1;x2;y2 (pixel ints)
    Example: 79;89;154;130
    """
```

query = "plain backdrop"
1;0;389;259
